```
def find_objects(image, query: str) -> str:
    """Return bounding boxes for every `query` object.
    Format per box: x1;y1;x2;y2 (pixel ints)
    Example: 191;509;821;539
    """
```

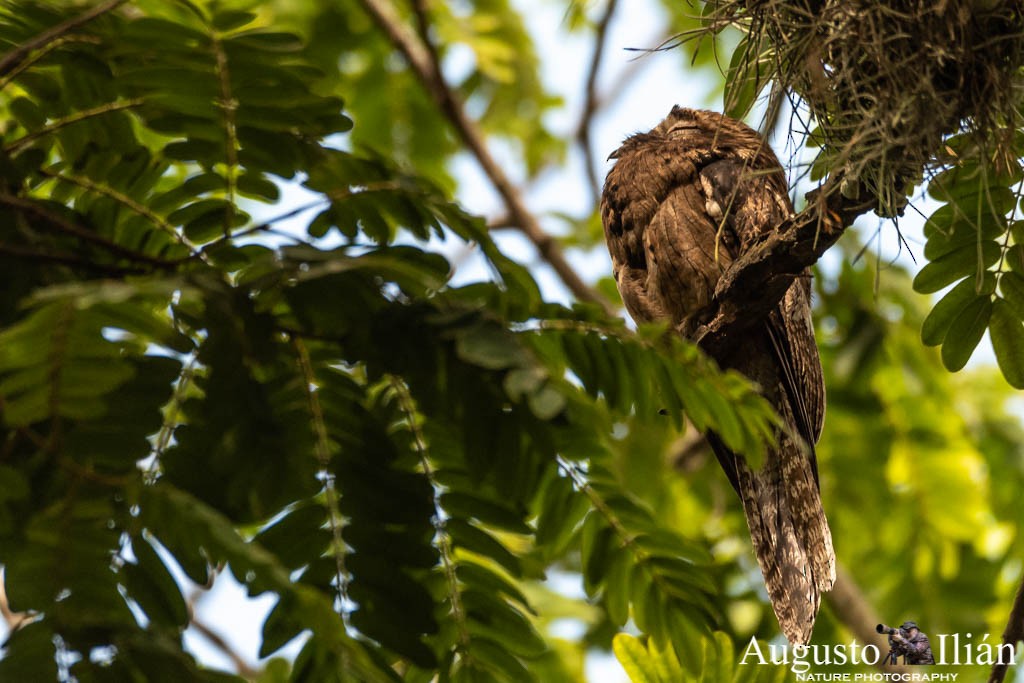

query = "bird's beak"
607;148;621;161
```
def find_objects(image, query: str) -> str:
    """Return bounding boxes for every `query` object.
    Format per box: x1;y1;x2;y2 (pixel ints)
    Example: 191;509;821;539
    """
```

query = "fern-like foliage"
0;2;777;680
613;632;793;683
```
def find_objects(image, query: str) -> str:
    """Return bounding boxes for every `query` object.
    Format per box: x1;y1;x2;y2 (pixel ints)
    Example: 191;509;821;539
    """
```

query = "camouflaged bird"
601;106;835;645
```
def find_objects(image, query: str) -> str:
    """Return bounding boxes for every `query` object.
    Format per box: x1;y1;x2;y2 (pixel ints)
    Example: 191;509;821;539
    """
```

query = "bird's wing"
696;157;834;643
600;147;715;326
698;158;825;452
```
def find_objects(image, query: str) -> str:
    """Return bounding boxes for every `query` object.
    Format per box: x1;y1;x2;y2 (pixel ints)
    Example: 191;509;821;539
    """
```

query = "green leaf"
445;518;521;577
468;638;534;681
252;502;331;571
649;637;684;683
941;296;993;371
723;37;770;120
989;299;1024;389
0;623;58;681
1007;244;1024;275
212;9;256;31
526;383;565;420
456;325;528;370
604;548;634;627
456;561;533;613
237;172;280;201
260;597;305;658
912;241;1000;294
1000;271;1024;320
440;492;531;534
461;590;546;658
921;273;995;346
613;634;660;683
164;138;223;164
534;473;588;558
123;535;189;630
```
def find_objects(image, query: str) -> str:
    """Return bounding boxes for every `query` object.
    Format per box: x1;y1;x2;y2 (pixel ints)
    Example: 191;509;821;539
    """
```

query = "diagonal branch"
989;571;1024;683
0;0;126;79
0;571;35;633
0;192;177;269
577;0;620;205
356;0;611;313
38;167;199;254
187;590;259;679
827;565;909;674
0;36;102;92
3;99;143;154
689;179;875;358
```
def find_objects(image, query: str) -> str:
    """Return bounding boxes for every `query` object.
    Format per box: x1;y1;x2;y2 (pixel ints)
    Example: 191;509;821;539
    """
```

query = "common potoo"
601;106;835;644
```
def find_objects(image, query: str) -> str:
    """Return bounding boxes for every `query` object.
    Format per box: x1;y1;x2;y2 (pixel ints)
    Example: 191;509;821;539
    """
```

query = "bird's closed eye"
668;122;702;136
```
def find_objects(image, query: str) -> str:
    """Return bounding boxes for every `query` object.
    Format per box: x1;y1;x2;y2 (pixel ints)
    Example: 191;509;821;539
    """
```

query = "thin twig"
0;572;35;633
188;605;259;679
0;36;102;92
0;0;126;79
388;376;473;655
38;167;200;255
186;582;259;679
356;0;610;313
293;339;350;635
0;243;150;275
146;356;198;483
989;572;1024;683
209;28;239;239
3;99;144;154
577;0;620;204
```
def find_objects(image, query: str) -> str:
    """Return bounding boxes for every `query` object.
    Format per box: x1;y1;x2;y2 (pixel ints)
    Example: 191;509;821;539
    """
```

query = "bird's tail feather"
734;442;835;645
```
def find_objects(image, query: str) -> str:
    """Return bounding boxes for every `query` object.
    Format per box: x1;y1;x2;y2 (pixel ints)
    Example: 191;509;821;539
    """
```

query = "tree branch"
355;0;611;313
0;0;126;79
38;167;198;253
188;589;259;679
189;615;259;679
3;99;143;154
827;565;909;674
689;179;875;357
576;0;619;205
989;571;1024;683
0;572;35;633
0;243;150;275
0;192;176;269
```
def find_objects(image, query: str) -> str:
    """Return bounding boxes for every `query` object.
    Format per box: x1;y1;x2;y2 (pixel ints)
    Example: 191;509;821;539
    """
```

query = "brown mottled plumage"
601;107;835;644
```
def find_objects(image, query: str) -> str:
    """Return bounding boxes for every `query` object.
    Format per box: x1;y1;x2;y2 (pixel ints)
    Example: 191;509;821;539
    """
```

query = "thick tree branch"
989;572;1024;683
0;0;125;79
356;0;611;313
576;0;619;204
690;179;875;357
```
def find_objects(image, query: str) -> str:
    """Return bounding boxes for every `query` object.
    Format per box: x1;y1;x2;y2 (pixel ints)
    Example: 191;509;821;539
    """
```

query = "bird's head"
608;106;779;170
